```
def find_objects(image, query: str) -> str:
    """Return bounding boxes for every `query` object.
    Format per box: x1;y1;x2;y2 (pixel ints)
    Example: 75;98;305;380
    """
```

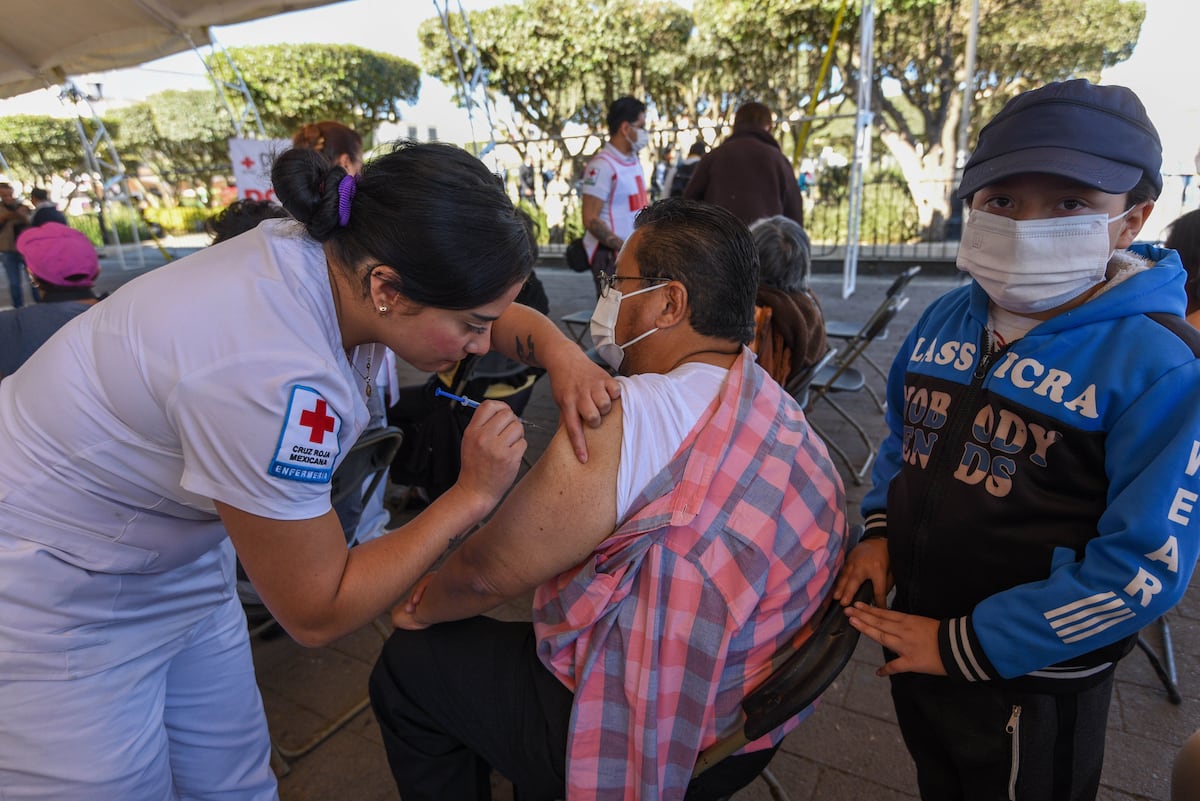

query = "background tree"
107;89;233;203
418;0;1143;241
0;115;87;186
418;0;689;178
224;43;421;139
686;0;853;134
864;0;1144;238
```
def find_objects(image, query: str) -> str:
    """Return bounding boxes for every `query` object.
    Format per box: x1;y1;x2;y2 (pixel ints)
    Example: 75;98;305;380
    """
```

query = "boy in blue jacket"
835;79;1200;800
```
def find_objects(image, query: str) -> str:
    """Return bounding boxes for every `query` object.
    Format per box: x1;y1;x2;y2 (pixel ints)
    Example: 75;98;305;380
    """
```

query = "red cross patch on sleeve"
268;385;343;483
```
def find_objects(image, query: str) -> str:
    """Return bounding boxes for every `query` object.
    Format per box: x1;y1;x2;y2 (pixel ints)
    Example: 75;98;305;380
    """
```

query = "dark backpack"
669;161;698;198
565;237;590;273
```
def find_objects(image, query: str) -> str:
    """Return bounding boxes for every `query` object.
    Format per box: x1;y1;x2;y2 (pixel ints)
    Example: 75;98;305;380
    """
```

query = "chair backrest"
741;578;873;741
813;297;907;394
842;265;921;343
886;264;922;299
863;295;908;342
784;345;837;406
330;426;404;509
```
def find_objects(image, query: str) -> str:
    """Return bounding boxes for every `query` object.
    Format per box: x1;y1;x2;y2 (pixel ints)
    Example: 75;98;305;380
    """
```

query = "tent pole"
432;0;499;160
842;0;874;299
60;79;144;270
190;29;267;140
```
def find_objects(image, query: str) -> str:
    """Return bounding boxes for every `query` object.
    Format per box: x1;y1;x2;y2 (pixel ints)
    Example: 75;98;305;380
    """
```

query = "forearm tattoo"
515;334;541;367
434;529;472;570
586;217;621;250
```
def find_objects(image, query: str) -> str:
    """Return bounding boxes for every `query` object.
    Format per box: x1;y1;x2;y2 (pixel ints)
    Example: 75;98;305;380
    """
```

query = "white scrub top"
0;219;373;677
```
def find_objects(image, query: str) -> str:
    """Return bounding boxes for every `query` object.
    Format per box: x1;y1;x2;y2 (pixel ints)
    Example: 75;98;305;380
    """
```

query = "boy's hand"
833;538;892;608
844;604;946;677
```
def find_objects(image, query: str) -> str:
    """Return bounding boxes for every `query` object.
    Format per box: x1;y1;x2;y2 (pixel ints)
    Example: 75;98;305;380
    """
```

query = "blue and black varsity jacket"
863;245;1200;692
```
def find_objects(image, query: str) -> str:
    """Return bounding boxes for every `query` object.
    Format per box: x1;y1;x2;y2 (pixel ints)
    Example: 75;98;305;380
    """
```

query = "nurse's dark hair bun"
271;147;346;242
270;140;534;311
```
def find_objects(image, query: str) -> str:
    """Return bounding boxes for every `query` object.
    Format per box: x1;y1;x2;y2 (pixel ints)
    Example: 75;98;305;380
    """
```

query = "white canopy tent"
0;0;345;101
0;0;345;267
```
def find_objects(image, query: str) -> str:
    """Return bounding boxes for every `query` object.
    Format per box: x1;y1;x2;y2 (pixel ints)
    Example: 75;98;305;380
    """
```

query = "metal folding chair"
689;578;874;801
560;308;592;346
1137;615;1182;704
823;265;921;412
806;297;908;484
783;346;837;409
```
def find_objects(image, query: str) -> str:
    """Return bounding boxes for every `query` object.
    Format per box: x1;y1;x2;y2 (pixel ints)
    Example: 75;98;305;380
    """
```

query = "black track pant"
890;671;1114;801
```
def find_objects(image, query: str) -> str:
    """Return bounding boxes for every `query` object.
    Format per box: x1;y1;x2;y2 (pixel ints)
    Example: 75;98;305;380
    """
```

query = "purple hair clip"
337;173;358;227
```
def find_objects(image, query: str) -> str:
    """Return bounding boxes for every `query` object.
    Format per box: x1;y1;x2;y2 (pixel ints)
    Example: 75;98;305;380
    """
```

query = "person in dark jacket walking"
684;102;804;227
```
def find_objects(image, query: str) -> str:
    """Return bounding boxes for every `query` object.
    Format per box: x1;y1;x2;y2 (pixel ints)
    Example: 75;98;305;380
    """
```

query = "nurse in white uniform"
0;141;619;800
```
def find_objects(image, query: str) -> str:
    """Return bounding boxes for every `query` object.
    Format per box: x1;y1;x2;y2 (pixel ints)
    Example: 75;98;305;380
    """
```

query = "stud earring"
378;305;389;315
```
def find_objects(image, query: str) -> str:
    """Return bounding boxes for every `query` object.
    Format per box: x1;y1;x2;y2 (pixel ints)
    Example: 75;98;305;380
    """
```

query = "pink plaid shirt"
534;349;846;801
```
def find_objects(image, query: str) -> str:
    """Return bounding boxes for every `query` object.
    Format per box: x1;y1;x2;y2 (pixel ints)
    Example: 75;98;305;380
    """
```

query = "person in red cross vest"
580;96;650;297
0;141;620;800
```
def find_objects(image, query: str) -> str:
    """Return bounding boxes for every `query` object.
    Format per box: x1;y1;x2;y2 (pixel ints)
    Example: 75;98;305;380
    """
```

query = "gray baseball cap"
958;79;1162;199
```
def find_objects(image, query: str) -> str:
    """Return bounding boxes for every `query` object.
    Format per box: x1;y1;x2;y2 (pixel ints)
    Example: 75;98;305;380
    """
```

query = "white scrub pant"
0;540;278;800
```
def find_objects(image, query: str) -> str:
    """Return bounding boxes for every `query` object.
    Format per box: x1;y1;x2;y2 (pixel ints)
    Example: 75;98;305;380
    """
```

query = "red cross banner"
269;385;342;484
229;137;293;203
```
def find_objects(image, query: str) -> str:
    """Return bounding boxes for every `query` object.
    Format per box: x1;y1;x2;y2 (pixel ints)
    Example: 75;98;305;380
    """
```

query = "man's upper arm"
581;193;605;227
449;398;624;598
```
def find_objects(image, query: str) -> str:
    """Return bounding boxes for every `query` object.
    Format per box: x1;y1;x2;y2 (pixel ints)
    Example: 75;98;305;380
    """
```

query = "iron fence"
516;167;961;260
805;173;961;260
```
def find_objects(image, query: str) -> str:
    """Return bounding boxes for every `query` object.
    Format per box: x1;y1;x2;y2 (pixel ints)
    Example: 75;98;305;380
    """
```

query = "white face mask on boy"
956;207;1131;314
589;282;665;371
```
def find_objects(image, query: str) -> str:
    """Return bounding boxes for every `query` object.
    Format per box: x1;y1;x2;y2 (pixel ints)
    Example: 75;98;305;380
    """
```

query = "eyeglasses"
598;271;669;298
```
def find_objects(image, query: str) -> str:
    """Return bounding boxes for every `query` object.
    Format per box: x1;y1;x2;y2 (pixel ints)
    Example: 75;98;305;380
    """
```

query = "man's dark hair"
607;96;647;137
632;199;758;343
687;141;707;158
207;199;291;244
30;188;49;203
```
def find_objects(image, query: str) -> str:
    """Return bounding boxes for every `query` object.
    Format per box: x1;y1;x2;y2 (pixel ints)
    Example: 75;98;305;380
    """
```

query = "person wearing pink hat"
0;221;100;378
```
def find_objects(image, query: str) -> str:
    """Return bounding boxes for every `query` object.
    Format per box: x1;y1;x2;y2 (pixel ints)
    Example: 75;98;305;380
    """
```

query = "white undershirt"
612;362;727;521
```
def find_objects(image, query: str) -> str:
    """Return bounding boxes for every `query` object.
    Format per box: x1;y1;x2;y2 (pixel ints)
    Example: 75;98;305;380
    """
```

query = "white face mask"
589;282;664;371
956;208;1131;314
627;126;649;153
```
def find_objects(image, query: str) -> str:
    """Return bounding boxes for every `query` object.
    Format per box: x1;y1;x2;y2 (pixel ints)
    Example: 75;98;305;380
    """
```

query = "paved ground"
5;237;1196;800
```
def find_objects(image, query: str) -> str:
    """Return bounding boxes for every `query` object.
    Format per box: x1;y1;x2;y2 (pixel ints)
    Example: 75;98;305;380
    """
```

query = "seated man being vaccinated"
369;198;848;801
